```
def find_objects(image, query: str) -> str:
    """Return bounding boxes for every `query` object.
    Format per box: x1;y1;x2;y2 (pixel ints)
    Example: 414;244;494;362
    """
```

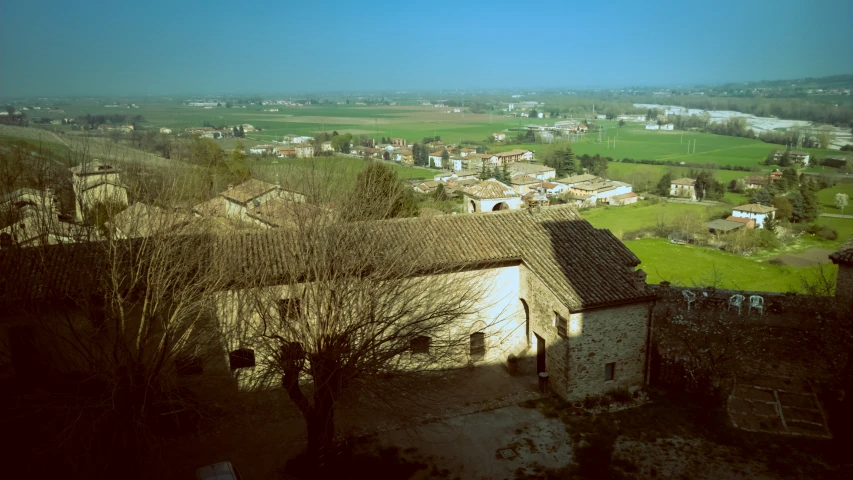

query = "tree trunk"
306;396;336;458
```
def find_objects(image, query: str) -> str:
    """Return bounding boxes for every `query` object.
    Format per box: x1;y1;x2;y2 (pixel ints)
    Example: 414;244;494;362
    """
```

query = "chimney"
634;270;648;291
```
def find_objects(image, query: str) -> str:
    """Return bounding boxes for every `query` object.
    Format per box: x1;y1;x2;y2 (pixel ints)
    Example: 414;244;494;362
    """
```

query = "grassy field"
580;201;728;235
625;238;833;292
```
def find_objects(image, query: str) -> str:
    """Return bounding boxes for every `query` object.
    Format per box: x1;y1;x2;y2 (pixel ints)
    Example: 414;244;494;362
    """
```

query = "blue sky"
1;0;851;96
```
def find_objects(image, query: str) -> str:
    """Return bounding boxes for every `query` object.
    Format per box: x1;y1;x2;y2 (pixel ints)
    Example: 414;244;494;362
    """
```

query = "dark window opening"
411;336;430;354
278;298;301;321
470;332;485;360
555;313;567;338
176;355;203;376
605;362;615;381
230;348;256;369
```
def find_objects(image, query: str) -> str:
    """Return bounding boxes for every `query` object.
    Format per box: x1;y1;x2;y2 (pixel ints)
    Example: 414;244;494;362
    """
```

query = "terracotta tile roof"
0;206;652;311
558;174;598;184
216;206;652;310
671;178;695;186
734;204;776;214
110;203;194;238
829;236;853;265
508;163;555;175
246;198;325;228
612;192;638;200
463;180;520;200
725;216;753;225
193;196;226;217
222;179;278;204
510;175;541;185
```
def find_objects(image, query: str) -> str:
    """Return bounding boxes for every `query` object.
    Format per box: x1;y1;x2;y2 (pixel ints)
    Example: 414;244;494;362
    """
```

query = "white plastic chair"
749;295;764;315
682;290;696;311
728;294;745;315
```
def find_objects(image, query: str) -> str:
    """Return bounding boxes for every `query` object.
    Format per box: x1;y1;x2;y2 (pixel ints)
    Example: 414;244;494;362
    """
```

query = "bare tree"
1;158;233;477
220;162;510;459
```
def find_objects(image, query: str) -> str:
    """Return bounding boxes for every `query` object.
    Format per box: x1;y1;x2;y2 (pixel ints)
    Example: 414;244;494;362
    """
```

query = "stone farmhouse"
0;206;655;402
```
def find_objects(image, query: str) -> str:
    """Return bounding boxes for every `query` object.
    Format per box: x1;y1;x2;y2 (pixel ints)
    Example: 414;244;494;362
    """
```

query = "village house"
462;180;523;213
508;163;556;181
492;132;506;141
321;141;334;153
509;175;542;195
774;150;810;166
295;144;314;158
458;148;476;157
428;151;446;168
110;203;195;239
558;173;600;188
744;175;769;189
282;135;313;144
539;181;570;195
670;178;696;200
0;188;84;248
570;181;633;204
241;124;256;132
159;127;172;134
70;161;129;222
434;170;477;182
193;179;306;225
276;147;296;158
493;149;532;165
610;192;639;206
250;145;276;155
414;180;444;194
732;204;776;228
393;149;413;164
390;138;407;147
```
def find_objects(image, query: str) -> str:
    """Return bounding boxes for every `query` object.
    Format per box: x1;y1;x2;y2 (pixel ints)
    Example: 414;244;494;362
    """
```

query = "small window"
176;355;203;376
278;298;301;321
554;313;567;338
229;348;256;369
470;332;485;360
411;336;430;354
605;362;615;381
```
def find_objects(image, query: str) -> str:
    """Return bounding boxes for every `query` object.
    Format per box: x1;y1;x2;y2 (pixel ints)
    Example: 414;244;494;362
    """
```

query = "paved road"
819;213;853;219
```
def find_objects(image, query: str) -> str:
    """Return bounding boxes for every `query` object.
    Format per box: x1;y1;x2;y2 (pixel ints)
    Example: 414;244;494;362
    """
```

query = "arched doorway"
470;200;477;212
492;202;508;211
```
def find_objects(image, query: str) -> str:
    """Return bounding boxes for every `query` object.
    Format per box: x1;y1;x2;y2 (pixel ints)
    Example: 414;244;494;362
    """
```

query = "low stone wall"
650;282;827;329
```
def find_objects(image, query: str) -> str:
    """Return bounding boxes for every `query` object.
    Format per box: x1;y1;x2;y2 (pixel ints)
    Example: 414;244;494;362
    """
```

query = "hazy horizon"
2;0;852;97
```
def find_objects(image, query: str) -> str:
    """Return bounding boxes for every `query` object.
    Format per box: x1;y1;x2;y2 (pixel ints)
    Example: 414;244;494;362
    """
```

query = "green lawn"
580;201;729;235
625;238;834;292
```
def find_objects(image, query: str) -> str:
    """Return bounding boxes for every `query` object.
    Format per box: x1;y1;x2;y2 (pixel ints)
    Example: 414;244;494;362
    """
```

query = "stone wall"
835;264;853;312
519;264;650;401
651;282;827;328
565;303;650;399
